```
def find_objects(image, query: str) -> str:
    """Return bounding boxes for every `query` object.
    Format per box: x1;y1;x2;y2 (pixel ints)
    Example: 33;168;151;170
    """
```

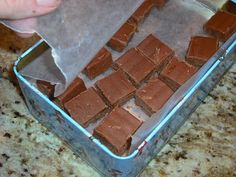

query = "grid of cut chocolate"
64;88;108;127
137;34;174;71
114;48;156;87
95;70;136;106
204;10;236;42
186;36;219;67
93;107;143;155
225;0;236;15
107;22;137;52
135;77;174;116
84;47;113;79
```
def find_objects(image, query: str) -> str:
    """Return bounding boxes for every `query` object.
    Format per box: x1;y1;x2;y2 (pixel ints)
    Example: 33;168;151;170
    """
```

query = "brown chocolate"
107;22;137;52
56;77;86;106
160;57;197;91
64;88;107;127
114;48;156;87
129;0;154;25
84;47;113;79
36;80;54;98
204;11;236;41
136;34;174;71
93;107;142;155
186;36;219;67
225;1;236;15
95;70;136;106
152;0;168;9
135;77;173;116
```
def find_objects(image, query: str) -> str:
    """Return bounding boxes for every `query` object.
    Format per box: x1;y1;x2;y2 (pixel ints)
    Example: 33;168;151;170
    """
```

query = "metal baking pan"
13;1;236;176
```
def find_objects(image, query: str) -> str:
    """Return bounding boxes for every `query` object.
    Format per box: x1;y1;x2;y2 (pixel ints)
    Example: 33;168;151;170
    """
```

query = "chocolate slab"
64;88;107;127
137;34;174;71
129;0;154;25
204;10;236;41
56;77;86;106
95;70;136;106
107;22;137;52
186;36;219;67
93;107;143;155
225;0;236;14
135;77;174;116
152;0;168;9
160;57;198;91
36;80;54;98
84;47;113;79
114;48;156;87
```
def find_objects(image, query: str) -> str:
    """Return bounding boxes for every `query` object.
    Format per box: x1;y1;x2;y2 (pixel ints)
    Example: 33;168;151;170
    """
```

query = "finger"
7;18;37;33
0;0;61;20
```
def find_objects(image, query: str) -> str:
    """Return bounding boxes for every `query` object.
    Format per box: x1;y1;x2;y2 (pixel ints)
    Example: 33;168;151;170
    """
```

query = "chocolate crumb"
3;132;12;138
15;100;21;104
23;169;28;173
14;111;23;117
2;153;10;160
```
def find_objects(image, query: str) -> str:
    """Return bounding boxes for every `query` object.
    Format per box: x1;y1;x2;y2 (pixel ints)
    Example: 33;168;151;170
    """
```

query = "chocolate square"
152;0;168;9
56;77;86;106
137;34;174;71
129;0;154;25
95;70;136;106
186;36;219;67
36;80;54;98
84;47;113;79
64;88;107;127
114;48;156;87
93;107;143;155
204;11;236;41
135;77;173;116
160;57;197;91
107;22;137;52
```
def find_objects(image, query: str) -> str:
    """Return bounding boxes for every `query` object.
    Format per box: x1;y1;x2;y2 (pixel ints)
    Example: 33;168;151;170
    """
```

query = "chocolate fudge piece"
160;57;197;91
204;11;236;41
129;0;154;25
225;0;236;14
64;88;107;127
136;77;173;116
36;80;54;98
56;77;86;106
186;36;219;67
107;22;137;52
152;0;168;9
84;47;113;79
137;34;174;71
93;107;143;155
95;70;136;106
114;48;156;87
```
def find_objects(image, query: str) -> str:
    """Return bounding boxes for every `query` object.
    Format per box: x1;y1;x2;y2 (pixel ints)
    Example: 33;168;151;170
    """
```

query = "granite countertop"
0;21;236;177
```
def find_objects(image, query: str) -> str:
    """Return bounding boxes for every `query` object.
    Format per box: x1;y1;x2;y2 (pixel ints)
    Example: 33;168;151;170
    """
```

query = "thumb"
0;0;61;20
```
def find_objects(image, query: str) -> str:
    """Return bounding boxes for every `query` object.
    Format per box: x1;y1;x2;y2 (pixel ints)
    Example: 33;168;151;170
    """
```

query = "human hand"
0;0;61;37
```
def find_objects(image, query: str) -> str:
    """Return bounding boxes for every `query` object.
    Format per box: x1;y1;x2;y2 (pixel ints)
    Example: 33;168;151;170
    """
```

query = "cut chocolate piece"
84;47;113;79
107;22;137;52
186;36;219;67
152;0;168;9
135;77;173;116
64;88;107;127
137;34;174;71
225;0;236;14
93;107;143;155
129;0;154;25
114;48;156;87
204;10;236;41
36;80;54;98
160;57;197;91
95;70;136;106
56;77;86;106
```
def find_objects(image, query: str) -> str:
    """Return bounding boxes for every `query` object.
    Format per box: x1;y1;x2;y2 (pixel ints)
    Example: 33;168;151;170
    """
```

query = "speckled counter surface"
0;21;236;177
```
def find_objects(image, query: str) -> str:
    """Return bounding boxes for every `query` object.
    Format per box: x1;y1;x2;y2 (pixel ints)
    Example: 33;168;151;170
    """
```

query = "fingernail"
37;0;61;6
